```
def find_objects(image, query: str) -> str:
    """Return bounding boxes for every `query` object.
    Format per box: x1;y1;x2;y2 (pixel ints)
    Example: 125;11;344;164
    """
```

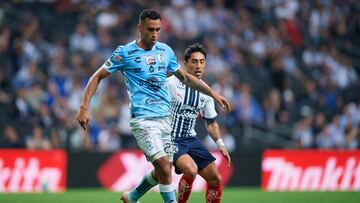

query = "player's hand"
219;146;231;166
76;106;89;131
213;93;231;112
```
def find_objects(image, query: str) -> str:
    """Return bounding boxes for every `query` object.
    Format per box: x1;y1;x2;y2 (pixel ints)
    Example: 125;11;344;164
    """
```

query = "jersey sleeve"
103;45;126;73
201;97;218;119
166;46;180;73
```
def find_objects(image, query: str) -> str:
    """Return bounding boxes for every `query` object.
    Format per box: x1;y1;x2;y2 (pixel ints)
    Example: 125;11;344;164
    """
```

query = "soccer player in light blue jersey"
76;9;231;203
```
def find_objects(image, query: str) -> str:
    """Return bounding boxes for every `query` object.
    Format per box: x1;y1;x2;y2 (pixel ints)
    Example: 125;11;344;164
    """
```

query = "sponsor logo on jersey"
146;97;162;105
105;59;113;67
155;46;165;51
132;68;142;73
158;66;165;70
134;56;141;63
178;104;199;117
139;77;164;91
144;55;156;65
128;49;139;55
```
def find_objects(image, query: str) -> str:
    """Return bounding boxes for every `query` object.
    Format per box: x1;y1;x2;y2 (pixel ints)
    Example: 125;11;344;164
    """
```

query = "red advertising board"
262;150;360;191
0;149;67;193
97;150;233;191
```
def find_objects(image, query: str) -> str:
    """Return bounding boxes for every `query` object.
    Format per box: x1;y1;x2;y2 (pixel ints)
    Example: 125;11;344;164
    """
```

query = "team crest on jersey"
157;53;165;62
113;55;122;63
144;55;156;65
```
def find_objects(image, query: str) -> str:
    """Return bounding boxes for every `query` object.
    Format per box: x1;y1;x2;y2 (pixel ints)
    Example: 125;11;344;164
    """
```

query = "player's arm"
173;68;231;112
205;119;231;166
76;67;110;130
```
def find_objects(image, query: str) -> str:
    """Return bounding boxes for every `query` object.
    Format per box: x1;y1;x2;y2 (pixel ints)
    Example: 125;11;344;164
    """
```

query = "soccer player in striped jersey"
76;9;231;203
167;43;231;203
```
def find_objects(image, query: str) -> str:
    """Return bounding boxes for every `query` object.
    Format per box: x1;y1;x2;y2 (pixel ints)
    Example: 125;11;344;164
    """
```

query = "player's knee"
208;173;222;186
182;165;198;179
183;170;197;179
154;157;171;176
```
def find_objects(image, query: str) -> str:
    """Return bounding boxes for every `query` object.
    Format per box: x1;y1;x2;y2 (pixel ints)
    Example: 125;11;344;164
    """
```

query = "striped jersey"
167;75;217;138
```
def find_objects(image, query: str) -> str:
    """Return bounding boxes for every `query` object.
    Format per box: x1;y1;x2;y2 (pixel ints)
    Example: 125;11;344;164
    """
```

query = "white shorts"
130;116;174;163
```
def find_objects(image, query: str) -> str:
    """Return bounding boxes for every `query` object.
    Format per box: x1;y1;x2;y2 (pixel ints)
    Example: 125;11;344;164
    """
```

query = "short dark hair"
139;9;161;23
184;43;207;62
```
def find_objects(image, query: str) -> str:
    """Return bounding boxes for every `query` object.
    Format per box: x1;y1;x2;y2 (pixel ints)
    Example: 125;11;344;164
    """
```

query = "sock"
129;170;158;201
177;175;195;203
206;185;222;203
159;184;177;203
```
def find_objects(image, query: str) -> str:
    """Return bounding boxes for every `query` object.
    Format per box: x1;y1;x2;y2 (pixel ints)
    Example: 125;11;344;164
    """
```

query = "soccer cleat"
120;191;140;203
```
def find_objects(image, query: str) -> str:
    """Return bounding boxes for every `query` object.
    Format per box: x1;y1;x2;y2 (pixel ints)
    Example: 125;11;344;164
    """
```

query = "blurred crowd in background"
0;0;359;152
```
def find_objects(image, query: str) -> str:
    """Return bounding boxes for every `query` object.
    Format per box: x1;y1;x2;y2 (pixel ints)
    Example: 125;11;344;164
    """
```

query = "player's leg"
121;117;160;203
198;162;222;203
121;170;158;203
121;158;171;203
156;115;177;203
153;155;176;203
185;137;220;203
175;136;217;203
122;117;176;203
175;154;198;203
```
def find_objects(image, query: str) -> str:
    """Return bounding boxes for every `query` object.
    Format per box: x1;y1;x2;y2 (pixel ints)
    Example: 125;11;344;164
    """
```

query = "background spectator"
0;0;359;151
0;125;25;148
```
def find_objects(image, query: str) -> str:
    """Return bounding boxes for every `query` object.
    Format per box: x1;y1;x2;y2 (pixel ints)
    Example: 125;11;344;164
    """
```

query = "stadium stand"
0;0;359;151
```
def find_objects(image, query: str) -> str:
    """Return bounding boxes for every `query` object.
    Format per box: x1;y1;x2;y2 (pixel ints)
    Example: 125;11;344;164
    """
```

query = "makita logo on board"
262;150;360;191
0;158;61;192
0;150;67;193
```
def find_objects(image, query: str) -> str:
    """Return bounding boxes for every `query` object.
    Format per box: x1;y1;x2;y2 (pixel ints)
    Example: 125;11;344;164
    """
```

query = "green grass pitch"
1;187;359;203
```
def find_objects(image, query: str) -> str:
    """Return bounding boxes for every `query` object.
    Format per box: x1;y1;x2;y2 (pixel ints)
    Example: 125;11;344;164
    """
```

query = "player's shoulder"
167;75;183;89
155;42;174;53
199;90;213;100
117;40;137;51
167;75;178;82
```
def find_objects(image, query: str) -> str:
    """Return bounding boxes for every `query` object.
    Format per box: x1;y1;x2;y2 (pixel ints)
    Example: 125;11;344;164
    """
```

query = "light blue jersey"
103;40;180;118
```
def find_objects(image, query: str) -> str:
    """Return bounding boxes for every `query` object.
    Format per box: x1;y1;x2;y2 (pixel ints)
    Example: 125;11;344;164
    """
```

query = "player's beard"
150;38;156;46
144;38;156;49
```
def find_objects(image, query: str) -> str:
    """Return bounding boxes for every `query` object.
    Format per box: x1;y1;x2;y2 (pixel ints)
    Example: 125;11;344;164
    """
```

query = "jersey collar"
133;40;158;51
